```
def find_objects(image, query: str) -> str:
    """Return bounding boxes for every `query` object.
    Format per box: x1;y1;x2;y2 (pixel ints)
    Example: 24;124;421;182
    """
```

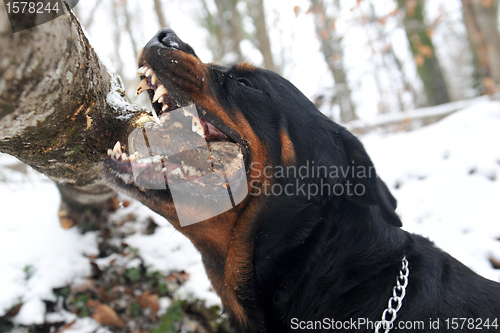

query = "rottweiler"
103;29;500;332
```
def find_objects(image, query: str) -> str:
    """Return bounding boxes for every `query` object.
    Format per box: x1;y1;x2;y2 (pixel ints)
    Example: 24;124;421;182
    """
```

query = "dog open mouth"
105;64;247;200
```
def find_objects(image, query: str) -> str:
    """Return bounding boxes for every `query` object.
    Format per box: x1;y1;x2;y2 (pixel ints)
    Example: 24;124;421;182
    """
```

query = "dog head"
103;28;401;330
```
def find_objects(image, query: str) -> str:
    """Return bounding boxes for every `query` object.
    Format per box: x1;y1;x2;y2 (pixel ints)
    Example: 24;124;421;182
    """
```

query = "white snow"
0;100;499;326
362;101;500;282
0;161;99;323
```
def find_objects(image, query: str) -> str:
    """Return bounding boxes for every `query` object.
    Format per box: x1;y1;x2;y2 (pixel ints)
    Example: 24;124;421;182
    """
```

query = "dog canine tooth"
136;79;149;96
113;141;122;155
153;85;168;102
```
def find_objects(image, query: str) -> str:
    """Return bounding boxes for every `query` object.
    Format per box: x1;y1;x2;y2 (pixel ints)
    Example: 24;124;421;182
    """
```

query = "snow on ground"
0;160;98;324
0;100;499;326
362;100;500;282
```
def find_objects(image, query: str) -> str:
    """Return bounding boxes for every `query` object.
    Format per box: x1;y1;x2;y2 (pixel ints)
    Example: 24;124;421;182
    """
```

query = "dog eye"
237;78;252;88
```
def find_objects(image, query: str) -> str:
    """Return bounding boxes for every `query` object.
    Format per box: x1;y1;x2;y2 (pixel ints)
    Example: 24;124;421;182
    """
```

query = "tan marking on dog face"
280;128;296;166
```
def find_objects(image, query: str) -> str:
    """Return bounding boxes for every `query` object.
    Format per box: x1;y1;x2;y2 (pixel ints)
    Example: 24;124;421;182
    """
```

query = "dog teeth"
183;109;194;117
151;74;158;85
137;66;148;76
107;149;113;156
188;166;197;176
162;104;169;112
158;96;164;104
146;68;153;77
136;79;149;96
171;167;182;176
153;85;168;102
129;151;139;162
113;141;122;155
159;112;171;124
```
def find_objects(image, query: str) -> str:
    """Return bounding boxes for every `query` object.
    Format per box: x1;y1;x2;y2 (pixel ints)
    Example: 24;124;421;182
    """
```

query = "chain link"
374;256;409;333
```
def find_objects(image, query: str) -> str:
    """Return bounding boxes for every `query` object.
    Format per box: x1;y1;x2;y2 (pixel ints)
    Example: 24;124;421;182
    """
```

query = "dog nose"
157;29;181;49
145;28;197;57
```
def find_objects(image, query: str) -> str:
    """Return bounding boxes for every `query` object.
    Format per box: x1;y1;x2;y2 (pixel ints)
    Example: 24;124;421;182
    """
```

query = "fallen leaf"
136;291;160;318
167;270;191;284
92;303;125;328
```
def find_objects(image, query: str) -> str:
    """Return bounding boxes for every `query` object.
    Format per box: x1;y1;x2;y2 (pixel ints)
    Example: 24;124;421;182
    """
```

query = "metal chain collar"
374;256;410;333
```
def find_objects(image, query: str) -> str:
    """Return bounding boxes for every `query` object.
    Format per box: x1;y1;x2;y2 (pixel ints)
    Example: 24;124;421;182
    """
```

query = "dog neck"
249;199;407;331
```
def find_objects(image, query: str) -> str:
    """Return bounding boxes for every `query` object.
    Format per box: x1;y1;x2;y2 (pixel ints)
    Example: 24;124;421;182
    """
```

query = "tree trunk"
0;3;143;208
247;0;277;72
398;0;450;106
309;0;357;122
153;0;168;29
461;0;500;90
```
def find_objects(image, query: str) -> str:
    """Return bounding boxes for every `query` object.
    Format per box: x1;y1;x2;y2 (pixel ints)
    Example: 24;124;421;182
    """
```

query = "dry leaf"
58;211;74;229
92;303;125;328
136;291;160;318
56;320;76;333
167;270;191;284
293;6;301;17
108;197;121;211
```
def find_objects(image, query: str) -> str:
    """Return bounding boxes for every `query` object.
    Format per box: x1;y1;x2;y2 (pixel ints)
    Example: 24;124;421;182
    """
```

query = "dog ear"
338;129;402;227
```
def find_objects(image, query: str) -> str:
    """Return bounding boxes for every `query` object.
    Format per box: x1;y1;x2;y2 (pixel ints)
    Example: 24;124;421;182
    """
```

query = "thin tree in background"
397;0;450;106
461;0;500;94
198;0;244;64
154;0;168;29
366;1;419;111
123;0;140;61
309;0;357;122
245;0;277;72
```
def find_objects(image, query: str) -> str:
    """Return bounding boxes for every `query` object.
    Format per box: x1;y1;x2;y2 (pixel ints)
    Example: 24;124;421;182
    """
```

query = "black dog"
104;29;500;332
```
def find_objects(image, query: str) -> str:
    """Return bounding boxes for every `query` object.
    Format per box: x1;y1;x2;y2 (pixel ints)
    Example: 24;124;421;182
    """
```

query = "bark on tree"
0;4;144;209
198;0;244;64
246;0;277;72
397;0;450;106
153;0;168;29
309;0;357;122
461;0;500;91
